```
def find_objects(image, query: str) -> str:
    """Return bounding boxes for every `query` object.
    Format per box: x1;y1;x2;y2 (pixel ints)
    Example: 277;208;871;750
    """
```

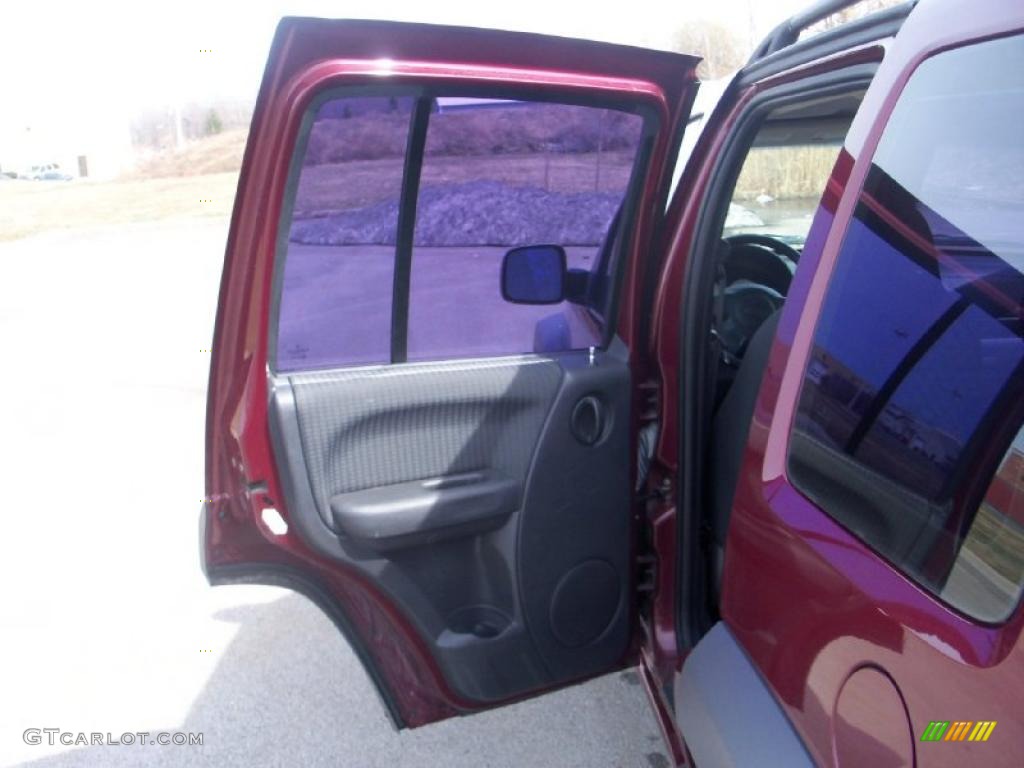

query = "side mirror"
501;245;567;305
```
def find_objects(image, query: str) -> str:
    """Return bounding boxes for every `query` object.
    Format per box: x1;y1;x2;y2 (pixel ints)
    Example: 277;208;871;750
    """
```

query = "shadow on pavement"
18;592;668;768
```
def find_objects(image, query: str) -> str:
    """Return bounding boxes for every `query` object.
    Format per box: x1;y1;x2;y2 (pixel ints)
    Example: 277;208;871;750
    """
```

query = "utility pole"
174;103;185;149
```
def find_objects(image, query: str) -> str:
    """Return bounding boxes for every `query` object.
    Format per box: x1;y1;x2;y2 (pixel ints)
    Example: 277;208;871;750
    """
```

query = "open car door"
202;17;697;729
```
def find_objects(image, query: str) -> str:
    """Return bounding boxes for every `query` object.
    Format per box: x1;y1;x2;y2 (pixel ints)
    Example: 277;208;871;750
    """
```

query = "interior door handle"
330;470;519;551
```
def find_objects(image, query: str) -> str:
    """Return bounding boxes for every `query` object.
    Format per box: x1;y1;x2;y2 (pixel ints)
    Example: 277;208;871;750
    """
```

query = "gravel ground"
290;180;623;246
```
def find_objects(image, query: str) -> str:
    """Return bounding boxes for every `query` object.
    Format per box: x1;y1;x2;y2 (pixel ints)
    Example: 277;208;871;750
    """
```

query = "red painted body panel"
204;17;697;728
639;81;756;698
638;648;690;766
720;2;1024;766
644;1;1024;764
832;667;914;766
643;40;883;697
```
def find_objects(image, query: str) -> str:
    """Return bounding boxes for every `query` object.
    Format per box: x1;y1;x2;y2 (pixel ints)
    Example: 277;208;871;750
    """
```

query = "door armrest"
330;470;519;551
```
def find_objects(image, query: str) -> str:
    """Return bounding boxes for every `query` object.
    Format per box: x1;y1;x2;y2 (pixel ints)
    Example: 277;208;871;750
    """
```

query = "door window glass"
408;99;643;360
788;34;1024;622
277;97;412;372
275;94;647;372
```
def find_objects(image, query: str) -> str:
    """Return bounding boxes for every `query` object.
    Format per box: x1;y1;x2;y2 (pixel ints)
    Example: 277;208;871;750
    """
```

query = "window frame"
673;66;879;648
268;83;659;374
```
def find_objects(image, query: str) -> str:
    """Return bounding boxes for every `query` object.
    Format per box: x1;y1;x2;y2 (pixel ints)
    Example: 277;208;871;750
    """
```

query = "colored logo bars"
921;721;997;742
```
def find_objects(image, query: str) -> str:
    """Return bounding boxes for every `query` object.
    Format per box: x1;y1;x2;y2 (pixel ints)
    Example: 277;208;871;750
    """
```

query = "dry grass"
0;173;238;241
124;129;248;179
0;123;841;241
0;127;638;241
294;150;635;217
0;130;249;241
733;145;840;201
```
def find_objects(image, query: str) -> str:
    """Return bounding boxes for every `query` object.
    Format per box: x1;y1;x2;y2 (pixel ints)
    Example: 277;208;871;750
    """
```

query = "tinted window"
408;100;642;361
275;94;645;372
789;35;1024;621
276;96;411;372
944;428;1024;622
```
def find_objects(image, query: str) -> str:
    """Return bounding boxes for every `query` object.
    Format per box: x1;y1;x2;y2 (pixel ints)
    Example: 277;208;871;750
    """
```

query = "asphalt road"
277;243;600;370
0;220;671;768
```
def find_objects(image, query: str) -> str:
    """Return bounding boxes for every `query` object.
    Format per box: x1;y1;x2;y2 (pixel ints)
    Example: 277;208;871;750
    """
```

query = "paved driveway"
277;243;601;370
0;220;670;768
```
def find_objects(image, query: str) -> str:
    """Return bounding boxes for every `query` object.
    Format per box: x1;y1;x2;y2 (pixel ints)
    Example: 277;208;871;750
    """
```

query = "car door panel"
284;358;561;534
204;16;698;729
269;347;631;705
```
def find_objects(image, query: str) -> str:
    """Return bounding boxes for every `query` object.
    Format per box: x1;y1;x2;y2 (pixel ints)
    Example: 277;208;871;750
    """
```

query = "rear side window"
275;94;646;372
277;97;412;370
788;34;1024;622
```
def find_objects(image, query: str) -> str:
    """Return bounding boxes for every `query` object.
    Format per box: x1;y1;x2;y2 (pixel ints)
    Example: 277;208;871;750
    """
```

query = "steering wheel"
725;233;801;262
715;234;798;359
723;234;800;296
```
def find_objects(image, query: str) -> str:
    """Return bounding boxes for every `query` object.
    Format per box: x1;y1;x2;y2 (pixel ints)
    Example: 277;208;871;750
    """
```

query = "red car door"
202;17;698;729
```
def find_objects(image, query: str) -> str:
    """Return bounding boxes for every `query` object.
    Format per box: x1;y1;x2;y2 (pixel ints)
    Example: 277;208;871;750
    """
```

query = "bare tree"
130;100;253;150
804;0;903;35
674;1;903;79
671;20;748;79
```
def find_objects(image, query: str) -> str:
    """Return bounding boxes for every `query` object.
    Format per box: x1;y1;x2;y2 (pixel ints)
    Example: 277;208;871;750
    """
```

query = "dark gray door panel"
289;358;561;527
269;349;632;703
517;348;633;677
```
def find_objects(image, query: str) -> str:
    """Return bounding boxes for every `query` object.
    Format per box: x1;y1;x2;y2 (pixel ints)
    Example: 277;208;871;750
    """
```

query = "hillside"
125;129;248;179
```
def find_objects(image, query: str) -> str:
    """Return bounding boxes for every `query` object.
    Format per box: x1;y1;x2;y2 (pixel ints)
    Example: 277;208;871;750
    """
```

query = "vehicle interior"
694;87;869;609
